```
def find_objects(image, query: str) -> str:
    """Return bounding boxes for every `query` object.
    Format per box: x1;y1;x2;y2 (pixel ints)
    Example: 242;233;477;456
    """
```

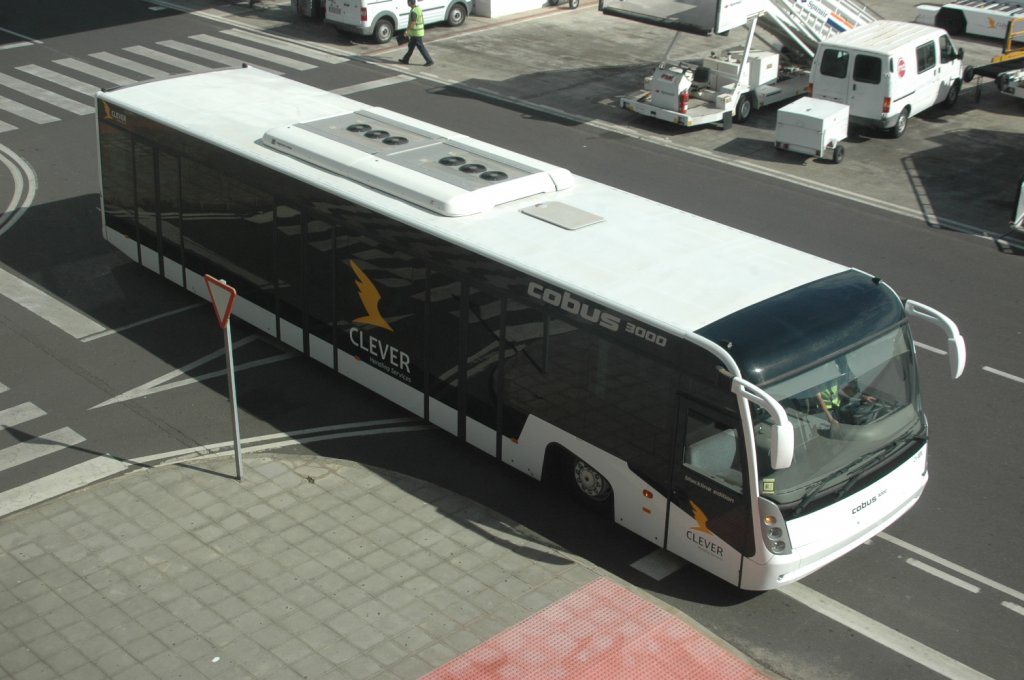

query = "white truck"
600;0;880;128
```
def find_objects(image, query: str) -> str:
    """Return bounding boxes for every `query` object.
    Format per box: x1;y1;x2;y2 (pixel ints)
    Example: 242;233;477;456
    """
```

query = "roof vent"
262;110;574;217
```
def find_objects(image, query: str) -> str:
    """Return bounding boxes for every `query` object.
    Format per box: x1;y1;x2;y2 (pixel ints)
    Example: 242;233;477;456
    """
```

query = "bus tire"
890;108;909;138
545;444;614;515
373;18;395;43
446;2;467;27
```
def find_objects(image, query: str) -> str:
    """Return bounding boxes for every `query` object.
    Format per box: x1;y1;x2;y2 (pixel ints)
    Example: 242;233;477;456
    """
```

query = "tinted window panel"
853;55;882;84
916;41;936;72
98;123;137;241
820;49;849;78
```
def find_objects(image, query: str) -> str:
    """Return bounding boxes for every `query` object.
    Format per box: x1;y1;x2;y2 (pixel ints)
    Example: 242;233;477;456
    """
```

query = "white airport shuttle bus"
95;67;965;590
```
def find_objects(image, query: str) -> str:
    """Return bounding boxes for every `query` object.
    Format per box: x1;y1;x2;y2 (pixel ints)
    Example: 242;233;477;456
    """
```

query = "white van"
810;21;964;138
325;0;473;43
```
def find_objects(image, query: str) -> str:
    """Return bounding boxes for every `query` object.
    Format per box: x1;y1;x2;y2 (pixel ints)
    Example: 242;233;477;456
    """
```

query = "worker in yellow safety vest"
399;0;434;66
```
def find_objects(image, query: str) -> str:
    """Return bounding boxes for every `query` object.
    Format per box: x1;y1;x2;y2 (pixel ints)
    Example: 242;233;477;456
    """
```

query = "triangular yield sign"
204;275;237;329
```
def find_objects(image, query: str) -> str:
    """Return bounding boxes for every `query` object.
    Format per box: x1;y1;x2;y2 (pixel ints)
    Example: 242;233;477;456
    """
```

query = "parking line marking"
906;558;981;594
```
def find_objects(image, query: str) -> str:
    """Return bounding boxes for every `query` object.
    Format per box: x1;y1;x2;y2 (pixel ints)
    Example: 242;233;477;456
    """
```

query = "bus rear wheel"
569;455;613;512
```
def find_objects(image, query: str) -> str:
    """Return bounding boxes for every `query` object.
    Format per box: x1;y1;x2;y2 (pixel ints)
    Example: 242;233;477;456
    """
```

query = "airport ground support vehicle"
916;0;1024;39
774;96;849;162
810;21;965;137
600;0;880;128
964;16;1024;101
325;0;471;43
95;66;966;590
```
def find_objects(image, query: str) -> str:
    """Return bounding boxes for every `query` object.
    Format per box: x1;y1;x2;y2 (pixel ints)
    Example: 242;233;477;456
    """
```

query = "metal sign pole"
223;317;243;481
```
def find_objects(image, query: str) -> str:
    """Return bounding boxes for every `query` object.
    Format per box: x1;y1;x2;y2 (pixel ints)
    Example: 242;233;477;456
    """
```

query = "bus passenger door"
424;273;504;457
665;406;752;586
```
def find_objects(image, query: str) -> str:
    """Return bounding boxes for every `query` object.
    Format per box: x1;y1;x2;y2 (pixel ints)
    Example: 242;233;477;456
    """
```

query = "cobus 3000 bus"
96;67;965;590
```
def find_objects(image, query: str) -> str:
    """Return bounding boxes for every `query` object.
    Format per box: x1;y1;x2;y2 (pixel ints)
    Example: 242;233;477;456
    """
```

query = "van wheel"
942;80;961;108
446;2;467;26
890;108;909;138
373;18;395;43
735;93;753;123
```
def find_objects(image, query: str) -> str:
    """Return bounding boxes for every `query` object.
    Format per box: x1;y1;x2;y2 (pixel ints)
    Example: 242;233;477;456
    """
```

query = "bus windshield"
756;324;925;514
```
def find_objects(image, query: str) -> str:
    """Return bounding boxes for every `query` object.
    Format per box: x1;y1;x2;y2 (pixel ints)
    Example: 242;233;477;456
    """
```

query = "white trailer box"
775;97;850;163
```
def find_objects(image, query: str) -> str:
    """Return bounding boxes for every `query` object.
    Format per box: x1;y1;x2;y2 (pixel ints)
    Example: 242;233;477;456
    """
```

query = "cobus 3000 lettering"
527;282;667;347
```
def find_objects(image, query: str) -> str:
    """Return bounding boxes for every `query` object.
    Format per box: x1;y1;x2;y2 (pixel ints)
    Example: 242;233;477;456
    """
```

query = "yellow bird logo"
690;501;712;534
350;261;393;331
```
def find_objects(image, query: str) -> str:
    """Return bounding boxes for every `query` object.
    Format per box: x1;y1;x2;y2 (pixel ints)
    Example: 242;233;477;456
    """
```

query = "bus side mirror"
731;377;794;470
904;300;967;379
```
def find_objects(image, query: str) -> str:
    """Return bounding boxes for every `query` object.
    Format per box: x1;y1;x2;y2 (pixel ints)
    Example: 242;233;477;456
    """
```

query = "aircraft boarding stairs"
759;0;881;62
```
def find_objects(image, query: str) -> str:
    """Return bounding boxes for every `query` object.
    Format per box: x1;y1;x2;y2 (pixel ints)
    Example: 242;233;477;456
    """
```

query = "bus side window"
683;413;742;492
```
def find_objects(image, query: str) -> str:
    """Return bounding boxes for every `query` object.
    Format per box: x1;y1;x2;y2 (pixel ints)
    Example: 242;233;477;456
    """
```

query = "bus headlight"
758;497;792;556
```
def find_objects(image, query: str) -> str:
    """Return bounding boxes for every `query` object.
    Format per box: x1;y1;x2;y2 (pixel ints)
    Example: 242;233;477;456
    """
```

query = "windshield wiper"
835;435;925;500
792;434;922;517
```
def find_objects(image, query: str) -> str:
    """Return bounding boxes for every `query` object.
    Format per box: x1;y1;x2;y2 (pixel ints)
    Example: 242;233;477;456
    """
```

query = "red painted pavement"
421;577;772;680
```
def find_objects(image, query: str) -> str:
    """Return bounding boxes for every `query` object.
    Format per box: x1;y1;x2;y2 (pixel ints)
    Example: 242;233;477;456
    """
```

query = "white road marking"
782;582;994;680
0;267;106;339
16;64;101;97
89;51;171;79
0;455;129;518
80;302;205;343
157;39;280;73
879;532;1024;603
0;120;16;133
133;417;428;465
90;335;290;409
53;57;136;86
0;143;36;238
913;341;946;355
0;382;7;394
0;73;93;115
0;402;46;430
982;365;1024;385
190;34;315;70
333;75;414;96
630;549;687;580
1002;601;1024;617
0;427;86;474
221;28;348;63
0;95;58;124
906;558;981;594
123;45;212;73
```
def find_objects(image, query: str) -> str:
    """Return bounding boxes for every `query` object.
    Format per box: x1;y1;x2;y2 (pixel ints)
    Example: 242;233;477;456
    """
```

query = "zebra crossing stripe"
124;45;212;73
0;427;86;474
0;95;58;124
53;58;136;86
0;73;93;116
90;51;172;80
16;64;101;97
220;28;348;64
156;39;281;73
0;455;128;518
0;402;47;430
190;33;316;71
